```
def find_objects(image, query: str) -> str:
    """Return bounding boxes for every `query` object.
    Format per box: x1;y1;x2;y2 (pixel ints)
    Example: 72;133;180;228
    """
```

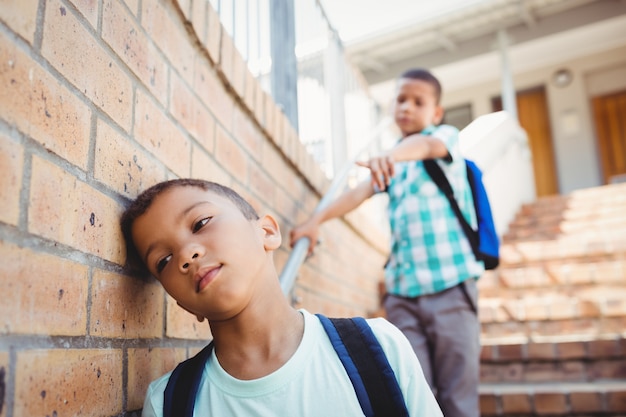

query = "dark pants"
383;279;480;417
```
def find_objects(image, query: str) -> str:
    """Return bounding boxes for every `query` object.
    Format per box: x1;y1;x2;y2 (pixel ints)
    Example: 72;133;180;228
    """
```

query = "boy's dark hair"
120;178;259;278
399;68;442;104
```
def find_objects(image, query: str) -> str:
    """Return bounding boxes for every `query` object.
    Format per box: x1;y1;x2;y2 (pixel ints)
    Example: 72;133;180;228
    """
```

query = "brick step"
504;216;626;242
479;380;626;416
477;260;626;297
504;219;626;243
498;235;626;266
512;194;626;222
514;183;626;216
480;314;626;346
479;285;626;323
480;337;626;384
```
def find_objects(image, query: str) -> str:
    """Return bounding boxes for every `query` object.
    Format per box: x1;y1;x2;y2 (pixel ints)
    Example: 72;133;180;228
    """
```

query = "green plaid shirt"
384;124;484;297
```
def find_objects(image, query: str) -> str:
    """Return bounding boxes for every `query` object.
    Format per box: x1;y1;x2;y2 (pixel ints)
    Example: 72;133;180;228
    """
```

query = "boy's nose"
181;253;199;270
179;245;203;272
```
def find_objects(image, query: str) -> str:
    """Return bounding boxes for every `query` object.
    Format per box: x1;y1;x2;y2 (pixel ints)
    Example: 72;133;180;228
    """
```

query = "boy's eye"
193;217;211;233
156;255;172;273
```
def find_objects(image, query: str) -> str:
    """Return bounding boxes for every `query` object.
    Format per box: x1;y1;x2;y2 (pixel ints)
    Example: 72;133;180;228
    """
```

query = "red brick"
28;156;125;264
229;45;246;100
0;135;23;226
71;0;98;29
533;392;568;414
588;338;621;358
141;0;195;83
189;0;207;44
607;389;626;411
41;0;132;131
169;71;216;148
14;349;123;416
254;82;266;128
570;390;603;412
524;363;558;382
191;146;232;186
102;0;168;105
127;347;188;410
0;0;38;43
557;341;586;359
502;393;532;413
589;358;626;379
133;89;192;177
479;393;499;414
233;106;264;157
194;57;235;130
500;363;523;382
243;69;256;113
165;295;212;340
578;299;602;318
528;342;556;360
497;343;524;361
0;241;88;335
94;119;166;197
205;5;222;64
90;269;164;338
480;364;501;383
123;0;140;16
604;297;626;317
177;0;192;21
560;360;586;381
525;300;550;321
0;32;92;169
214;125;248;181
218;25;234;82
248;163;276;208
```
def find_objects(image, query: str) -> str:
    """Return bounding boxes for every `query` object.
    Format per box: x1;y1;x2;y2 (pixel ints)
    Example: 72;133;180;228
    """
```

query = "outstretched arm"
357;133;449;191
290;180;375;255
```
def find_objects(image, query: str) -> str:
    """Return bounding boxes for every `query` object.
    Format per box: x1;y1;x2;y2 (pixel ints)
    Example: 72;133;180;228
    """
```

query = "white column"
497;30;518;121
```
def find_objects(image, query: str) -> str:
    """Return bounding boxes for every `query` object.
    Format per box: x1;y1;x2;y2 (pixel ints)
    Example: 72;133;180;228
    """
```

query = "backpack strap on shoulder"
317;314;409;417
423;159;480;256
163;342;214;417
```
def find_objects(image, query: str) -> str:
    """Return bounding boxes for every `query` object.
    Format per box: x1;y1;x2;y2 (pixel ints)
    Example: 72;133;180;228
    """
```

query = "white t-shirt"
142;310;442;417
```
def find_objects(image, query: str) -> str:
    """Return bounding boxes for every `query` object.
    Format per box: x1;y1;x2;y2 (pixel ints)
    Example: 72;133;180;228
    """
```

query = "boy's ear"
434;105;444;125
259;214;282;251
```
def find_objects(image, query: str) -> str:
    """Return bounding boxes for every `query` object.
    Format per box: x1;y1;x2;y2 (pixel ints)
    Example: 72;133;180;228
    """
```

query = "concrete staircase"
478;182;626;416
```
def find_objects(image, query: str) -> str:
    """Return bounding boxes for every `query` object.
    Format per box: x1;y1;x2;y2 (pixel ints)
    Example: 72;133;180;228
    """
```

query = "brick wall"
0;0;388;415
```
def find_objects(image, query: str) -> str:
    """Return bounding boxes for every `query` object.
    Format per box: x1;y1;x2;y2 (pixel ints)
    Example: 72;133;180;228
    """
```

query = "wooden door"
592;90;626;184
493;87;559;196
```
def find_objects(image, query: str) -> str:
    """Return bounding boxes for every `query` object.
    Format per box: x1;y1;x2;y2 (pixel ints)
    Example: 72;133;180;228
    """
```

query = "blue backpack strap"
464;160;499;269
163;342;214;417
317;314;409;417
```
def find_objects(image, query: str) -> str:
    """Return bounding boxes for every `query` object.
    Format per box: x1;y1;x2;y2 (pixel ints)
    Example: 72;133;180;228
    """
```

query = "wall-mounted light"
552;68;573;88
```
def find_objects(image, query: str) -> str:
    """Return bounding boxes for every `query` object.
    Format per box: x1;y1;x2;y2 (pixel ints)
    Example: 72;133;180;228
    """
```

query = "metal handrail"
280;117;393;296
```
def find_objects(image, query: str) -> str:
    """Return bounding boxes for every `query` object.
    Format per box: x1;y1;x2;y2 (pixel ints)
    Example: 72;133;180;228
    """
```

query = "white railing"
209;0;382;178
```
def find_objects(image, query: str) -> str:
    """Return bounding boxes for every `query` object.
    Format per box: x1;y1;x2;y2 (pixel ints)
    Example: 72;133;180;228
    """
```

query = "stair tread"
480;379;626;393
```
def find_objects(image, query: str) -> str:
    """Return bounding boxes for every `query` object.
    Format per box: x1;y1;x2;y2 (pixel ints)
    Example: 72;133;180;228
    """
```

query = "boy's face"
393;78;443;136
131;186;281;321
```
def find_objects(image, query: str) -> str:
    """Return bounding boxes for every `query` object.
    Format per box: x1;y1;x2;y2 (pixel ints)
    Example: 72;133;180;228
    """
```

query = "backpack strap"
317;314;409;417
423;159;480;257
163;342;214;417
163;316;409;417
